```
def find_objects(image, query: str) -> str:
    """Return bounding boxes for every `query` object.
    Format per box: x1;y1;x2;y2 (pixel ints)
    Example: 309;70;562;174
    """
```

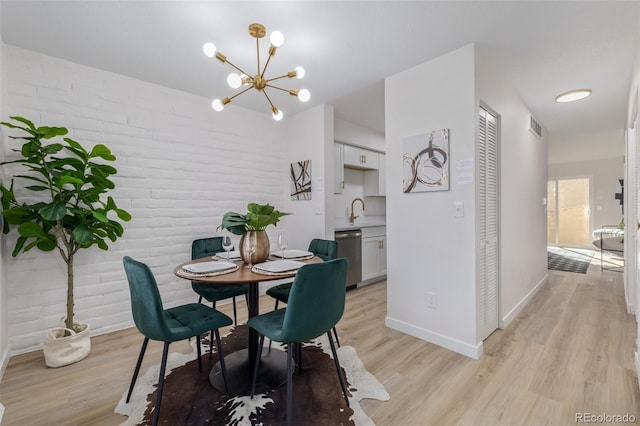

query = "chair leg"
333;326;341;347
153;342;171;426
198;295;203;304
196;335;202;373
267;300;280;352
126;337;149;403
209;330;214;360
297;342;303;375
214;329;230;394
327;331;350;407
250;335;266;398
286;342;293;426
232;297;238;325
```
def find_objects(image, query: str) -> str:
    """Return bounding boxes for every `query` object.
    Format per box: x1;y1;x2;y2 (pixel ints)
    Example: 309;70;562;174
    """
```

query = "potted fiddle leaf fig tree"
0;116;131;367
218;202;290;264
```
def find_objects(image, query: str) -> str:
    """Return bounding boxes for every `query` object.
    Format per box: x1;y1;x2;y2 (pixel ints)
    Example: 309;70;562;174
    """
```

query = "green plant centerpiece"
218;202;290;264
0;116;131;365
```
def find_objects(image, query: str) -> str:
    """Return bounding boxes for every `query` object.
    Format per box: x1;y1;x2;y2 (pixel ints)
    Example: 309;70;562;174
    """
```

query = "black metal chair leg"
209;330;214;359
286;342;293;426
232;297;238;325
250;335;265;398
297;342;303;375
333;326;341;347
153;342;171;426
198;295;203;304
214;329;229;394
126;337;149;403
327;332;349;407
196;335;202;372
267;300;280;352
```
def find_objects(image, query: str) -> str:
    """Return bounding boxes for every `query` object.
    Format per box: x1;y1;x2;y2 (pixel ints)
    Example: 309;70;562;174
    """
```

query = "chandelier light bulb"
298;89;311;103
295;66;305;79
211;99;224;112
272;107;284;121
203;42;217;58
270;31;284;47
227;73;242;89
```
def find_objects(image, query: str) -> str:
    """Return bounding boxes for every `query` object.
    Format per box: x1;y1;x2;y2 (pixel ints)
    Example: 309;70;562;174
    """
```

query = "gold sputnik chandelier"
203;23;310;121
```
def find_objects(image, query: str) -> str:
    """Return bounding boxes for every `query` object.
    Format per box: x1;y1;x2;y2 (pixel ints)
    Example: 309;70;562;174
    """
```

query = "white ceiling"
1;1;638;164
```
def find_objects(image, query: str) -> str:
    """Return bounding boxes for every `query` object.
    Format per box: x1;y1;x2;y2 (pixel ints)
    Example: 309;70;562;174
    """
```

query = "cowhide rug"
115;325;389;425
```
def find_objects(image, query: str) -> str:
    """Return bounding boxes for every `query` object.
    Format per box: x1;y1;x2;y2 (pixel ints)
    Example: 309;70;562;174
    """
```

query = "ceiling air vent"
528;115;542;139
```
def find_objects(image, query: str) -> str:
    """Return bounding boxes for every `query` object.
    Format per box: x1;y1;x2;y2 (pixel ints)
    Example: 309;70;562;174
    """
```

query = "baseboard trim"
500;273;549;329
385;316;482;359
0;345;11;382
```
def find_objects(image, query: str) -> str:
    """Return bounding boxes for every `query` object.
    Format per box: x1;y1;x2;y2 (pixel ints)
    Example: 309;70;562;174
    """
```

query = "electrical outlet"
427;292;437;309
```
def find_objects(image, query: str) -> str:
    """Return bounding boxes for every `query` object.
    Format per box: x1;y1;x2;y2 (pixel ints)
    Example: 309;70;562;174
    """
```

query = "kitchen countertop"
334;215;386;231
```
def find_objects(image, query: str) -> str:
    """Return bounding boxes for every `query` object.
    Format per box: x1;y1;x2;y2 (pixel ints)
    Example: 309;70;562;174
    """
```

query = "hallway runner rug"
547;246;595;274
115;325;389;425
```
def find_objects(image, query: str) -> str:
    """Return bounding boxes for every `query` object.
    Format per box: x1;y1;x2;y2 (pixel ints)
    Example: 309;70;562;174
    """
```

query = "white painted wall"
385;43;548;358
385;44;480;357
0;11;9;376
475;44;548;329
2;46;288;354
335;118;385;151
282;104;335;249
548;158;624;232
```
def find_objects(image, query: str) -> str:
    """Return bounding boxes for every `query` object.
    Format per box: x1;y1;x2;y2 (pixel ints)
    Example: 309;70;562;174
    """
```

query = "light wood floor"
1;262;639;425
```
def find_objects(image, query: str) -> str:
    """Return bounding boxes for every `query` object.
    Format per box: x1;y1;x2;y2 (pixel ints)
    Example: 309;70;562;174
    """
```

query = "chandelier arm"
227;85;254;101
265;84;292;93
262;90;277;108
223;59;252;79
261;46;278;79
265;74;292;83
256;37;261;76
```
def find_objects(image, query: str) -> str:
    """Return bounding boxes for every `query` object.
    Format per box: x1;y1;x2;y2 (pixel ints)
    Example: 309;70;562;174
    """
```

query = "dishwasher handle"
335;231;361;239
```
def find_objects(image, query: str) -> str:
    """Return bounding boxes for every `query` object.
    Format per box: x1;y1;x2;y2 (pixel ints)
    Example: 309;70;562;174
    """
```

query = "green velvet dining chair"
248;258;350;426
191;237;249;326
266;238;341;345
123;256;232;426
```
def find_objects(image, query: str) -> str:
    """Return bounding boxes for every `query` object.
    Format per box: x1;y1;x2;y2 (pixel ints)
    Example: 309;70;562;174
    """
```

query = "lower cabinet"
361;226;387;281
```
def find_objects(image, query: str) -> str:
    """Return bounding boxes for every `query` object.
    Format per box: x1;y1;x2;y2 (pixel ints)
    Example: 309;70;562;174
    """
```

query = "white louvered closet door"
478;106;499;341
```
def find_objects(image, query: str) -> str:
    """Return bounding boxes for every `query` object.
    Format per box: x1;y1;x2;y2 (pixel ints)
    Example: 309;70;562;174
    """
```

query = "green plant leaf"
36;126;68;139
91;210;109;223
17;222;47;238
57;174;84;187
115;208;132;221
7;116;35;131
43;143;63;154
39;200;67;221
73;225;93;245
89;144;116;161
11;236;27;257
36;237;57;251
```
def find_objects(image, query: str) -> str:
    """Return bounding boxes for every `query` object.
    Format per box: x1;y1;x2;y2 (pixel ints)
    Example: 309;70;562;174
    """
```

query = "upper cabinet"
343;145;379;170
334;143;344;194
364;153;386;197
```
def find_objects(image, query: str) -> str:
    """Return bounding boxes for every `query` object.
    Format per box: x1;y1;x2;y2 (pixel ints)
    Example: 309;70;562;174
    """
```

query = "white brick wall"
2;46;288;354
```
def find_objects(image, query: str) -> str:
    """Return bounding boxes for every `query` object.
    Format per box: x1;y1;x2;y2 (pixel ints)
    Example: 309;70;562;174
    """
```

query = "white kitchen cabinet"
334;143;344;194
364;153;386;196
361;226;387;281
343;145;379;170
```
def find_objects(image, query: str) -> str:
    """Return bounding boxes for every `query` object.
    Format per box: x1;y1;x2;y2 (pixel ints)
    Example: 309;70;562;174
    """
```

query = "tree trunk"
65;255;74;331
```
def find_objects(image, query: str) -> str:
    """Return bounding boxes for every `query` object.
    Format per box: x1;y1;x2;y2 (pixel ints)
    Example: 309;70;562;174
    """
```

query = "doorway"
547;177;592;247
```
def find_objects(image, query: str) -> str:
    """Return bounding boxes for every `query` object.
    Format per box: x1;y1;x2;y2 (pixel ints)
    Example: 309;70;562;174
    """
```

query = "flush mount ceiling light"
555;89;592;103
203;23;310;121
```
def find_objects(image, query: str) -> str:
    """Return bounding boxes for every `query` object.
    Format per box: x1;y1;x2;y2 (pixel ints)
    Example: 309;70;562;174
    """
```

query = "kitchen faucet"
349;198;365;224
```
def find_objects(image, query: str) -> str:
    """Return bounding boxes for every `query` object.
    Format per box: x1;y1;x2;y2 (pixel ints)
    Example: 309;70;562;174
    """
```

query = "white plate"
183;261;236;274
215;250;241;260
254;259;306;273
271;249;313;259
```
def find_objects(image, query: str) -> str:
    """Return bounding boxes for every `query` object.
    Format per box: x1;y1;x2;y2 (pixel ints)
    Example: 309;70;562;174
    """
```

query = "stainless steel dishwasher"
335;230;362;288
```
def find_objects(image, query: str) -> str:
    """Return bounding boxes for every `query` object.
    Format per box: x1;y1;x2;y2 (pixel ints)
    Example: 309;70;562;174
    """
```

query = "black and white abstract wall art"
290;160;311;200
403;129;450;193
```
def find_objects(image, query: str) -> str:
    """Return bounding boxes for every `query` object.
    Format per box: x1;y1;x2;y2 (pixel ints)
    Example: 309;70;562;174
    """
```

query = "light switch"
453;201;464;218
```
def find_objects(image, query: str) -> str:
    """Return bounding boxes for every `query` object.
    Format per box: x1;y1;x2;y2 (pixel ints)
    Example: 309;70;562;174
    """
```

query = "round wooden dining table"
174;255;322;395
